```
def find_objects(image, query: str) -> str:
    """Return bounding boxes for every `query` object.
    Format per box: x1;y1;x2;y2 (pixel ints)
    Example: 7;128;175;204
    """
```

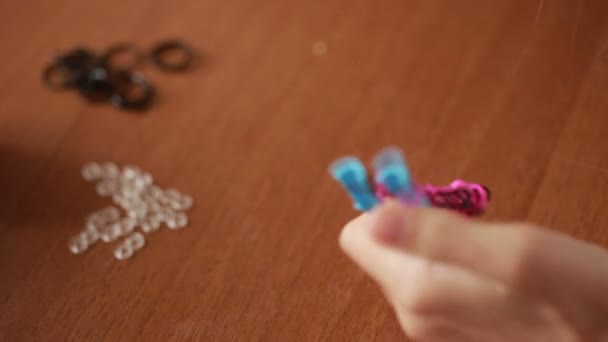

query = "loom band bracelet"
149;40;195;72
110;71;155;111
447;180;492;208
101;43;143;71
395;187;431;207
467;183;491;209
376;182;430;208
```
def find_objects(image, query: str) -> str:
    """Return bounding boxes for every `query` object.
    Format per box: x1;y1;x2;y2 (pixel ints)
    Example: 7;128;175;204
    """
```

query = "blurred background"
1;0;607;340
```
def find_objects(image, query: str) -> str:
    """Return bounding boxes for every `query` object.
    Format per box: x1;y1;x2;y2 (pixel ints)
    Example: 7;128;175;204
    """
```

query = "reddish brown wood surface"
1;0;607;340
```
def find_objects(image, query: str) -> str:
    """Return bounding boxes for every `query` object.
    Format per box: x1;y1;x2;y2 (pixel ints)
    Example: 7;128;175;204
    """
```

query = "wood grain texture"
1;0;607;340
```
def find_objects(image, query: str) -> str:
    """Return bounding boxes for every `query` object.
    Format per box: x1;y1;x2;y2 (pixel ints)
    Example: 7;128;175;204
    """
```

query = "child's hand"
339;201;608;341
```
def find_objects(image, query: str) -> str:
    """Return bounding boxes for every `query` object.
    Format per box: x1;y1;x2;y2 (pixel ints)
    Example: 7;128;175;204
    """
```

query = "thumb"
366;200;528;281
338;201;499;290
338;203;505;334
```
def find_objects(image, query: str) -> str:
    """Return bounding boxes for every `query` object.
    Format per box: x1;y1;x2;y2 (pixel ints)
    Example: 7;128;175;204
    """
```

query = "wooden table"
1;0;607;340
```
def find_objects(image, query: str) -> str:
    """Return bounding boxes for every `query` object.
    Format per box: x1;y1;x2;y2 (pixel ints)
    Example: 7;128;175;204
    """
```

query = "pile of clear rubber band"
68;162;194;260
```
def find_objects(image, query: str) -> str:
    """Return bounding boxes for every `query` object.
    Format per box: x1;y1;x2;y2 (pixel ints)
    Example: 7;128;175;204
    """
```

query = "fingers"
341;222;495;316
365;200;538;285
339;212;508;341
339;213;405;290
350;201;608;338
338;207;580;341
367;201;608;293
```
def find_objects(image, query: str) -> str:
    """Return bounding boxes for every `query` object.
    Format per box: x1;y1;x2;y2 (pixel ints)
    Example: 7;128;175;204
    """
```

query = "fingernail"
369;202;408;245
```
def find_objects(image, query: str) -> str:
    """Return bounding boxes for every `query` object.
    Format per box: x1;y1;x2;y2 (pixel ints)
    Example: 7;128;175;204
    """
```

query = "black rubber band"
76;66;115;102
102;44;143;71
42;63;78;90
110;72;155;110
56;48;98;70
42;48;98;90
149;40;194;72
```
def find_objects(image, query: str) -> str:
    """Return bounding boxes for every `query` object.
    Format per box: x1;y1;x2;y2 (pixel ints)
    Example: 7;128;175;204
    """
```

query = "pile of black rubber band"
42;40;195;111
